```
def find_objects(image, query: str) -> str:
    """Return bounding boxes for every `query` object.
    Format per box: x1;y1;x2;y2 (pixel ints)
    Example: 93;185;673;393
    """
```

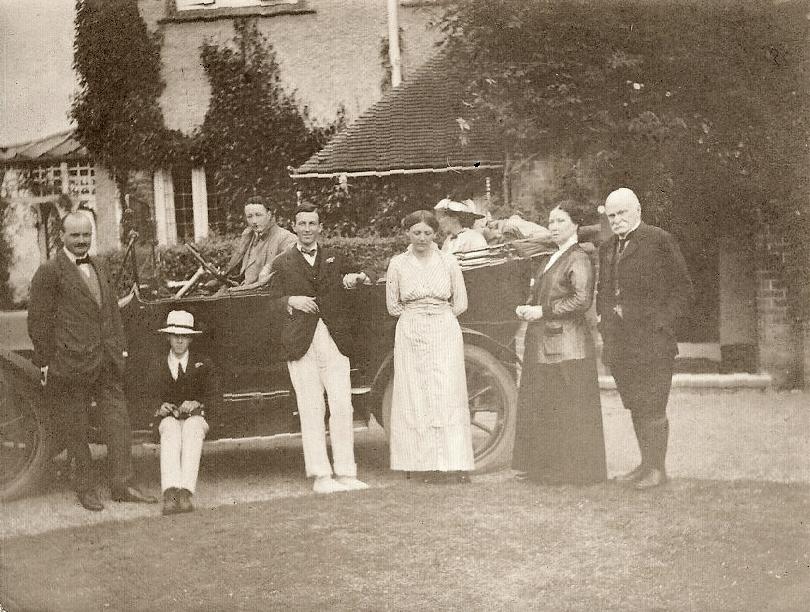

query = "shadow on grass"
3;478;808;612
35;429;392;497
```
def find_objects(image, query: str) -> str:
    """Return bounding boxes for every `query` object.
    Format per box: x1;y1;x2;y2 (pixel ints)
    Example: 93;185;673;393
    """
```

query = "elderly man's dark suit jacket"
596;222;692;365
28;250;127;378
269;246;368;361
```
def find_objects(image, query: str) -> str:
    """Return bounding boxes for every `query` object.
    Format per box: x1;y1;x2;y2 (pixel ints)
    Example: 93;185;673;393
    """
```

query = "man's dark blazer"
28;250;127;378
147;350;217;415
596;222;692;364
269;245;368;361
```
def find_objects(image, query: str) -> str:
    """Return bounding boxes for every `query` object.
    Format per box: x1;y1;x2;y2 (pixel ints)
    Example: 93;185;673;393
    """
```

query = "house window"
172;167;196;242
205;173;228;236
66;162;96;209
29;165;63;197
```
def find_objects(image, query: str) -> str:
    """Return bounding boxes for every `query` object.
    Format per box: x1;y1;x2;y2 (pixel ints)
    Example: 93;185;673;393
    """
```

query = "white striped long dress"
385;244;475;472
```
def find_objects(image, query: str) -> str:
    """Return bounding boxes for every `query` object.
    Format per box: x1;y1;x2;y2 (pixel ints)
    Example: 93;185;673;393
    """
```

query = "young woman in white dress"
385;210;475;484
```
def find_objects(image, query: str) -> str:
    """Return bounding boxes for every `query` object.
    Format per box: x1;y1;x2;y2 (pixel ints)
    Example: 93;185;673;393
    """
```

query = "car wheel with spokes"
0;369;52;501
381;344;518;472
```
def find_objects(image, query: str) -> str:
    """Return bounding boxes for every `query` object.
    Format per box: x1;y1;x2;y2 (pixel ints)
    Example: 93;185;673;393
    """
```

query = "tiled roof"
292;54;504;178
0;129;89;166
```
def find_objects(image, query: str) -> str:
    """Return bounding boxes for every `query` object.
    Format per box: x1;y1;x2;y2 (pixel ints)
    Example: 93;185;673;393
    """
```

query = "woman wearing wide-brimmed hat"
433;198;489;255
150;310;217;515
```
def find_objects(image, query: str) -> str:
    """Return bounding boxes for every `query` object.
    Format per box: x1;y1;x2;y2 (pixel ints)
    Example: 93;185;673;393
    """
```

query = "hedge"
98;234;408;297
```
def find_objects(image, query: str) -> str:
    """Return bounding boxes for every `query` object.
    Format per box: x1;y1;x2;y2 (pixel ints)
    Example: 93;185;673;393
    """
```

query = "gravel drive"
2;389;808;539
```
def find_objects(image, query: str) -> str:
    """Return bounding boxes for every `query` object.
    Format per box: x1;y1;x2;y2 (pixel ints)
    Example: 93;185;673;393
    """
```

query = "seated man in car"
215;195;297;292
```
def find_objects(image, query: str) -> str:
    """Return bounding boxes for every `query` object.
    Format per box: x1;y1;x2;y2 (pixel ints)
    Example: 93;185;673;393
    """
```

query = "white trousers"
287;320;357;479
159;415;208;493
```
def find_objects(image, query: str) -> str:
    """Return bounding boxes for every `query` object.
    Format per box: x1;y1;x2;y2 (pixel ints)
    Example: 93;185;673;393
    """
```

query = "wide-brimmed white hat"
158;310;202;335
434;198;485;219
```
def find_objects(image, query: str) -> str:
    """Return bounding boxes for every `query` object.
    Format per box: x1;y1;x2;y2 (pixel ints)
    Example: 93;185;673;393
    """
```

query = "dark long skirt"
511;357;607;485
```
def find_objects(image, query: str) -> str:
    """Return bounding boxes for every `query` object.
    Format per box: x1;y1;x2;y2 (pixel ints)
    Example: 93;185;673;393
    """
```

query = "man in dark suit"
269;202;371;494
596;188;693;490
28;211;156;510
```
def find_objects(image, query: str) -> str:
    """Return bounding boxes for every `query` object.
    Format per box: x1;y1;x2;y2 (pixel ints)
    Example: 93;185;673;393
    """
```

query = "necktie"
618;237;629;254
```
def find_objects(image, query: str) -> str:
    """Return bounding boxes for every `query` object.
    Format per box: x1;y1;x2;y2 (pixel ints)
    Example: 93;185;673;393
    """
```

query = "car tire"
0;368;53;501
381;344;518;473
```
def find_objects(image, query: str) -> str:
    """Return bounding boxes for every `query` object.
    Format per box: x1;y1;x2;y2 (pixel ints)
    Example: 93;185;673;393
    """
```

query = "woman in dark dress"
511;200;607;485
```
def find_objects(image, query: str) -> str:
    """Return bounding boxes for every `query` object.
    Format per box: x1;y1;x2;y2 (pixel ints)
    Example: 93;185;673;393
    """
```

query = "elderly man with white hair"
596;188;692;490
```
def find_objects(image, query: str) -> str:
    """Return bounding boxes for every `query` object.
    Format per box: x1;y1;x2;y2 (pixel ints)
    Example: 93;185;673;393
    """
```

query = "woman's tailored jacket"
524;244;596;364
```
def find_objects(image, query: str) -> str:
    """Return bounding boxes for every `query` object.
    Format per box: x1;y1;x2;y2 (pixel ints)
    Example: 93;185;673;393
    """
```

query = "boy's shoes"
176;488;194;513
313;476;350;494
335;476;369;491
634;469;668;490
111;484;158;504
614;464;646;483
161;487;181;516
77;487;104;512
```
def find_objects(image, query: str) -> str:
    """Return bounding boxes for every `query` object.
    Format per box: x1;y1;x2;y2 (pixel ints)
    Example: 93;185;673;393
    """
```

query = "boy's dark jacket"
147;350;218;419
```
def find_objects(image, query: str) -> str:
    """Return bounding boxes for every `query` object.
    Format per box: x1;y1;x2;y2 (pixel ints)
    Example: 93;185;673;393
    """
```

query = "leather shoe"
111;485;158;504
176;488;194;513
614;464;647;483
77;488;104;512
162;488;181;516
634;468;668;490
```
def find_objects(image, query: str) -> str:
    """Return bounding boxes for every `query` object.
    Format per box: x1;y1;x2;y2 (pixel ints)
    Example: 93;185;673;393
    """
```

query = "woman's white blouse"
386;244;468;318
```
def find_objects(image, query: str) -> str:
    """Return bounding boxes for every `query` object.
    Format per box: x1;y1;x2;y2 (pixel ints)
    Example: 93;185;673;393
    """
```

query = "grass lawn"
2;478;808;611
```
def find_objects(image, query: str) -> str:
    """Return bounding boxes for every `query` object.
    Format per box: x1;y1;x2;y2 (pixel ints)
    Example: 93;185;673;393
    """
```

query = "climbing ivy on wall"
198;19;340;226
72;0;184;193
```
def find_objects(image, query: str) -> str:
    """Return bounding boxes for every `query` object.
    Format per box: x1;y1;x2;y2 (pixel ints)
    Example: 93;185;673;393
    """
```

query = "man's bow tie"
75;256;91;265
301;248;317;257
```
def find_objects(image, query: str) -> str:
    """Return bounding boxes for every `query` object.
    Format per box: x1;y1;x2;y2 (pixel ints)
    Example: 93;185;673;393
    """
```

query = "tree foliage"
71;0;178;188
438;0;810;323
438;0;809;238
198;19;340;226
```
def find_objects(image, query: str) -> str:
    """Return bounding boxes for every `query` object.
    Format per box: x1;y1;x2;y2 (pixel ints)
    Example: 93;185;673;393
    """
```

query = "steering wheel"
185;243;238;287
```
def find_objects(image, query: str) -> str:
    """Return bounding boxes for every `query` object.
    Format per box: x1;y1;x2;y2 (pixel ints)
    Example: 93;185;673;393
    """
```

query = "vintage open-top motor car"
0;240;544;501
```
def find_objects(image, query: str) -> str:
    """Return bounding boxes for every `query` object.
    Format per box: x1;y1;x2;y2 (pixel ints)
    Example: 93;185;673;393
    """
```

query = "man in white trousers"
269;202;371;494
